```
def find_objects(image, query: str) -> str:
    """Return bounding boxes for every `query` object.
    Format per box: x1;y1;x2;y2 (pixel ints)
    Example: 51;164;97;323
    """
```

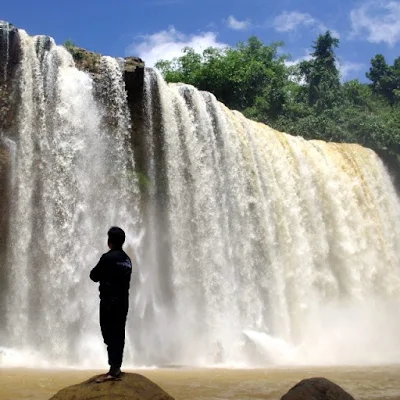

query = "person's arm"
90;255;106;282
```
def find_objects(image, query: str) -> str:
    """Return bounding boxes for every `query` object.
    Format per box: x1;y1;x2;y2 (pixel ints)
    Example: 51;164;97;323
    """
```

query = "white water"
2;32;140;366
138;70;400;367
1;32;400;368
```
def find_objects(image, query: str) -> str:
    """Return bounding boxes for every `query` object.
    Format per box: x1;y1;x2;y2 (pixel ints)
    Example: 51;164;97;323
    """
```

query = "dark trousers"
99;300;128;372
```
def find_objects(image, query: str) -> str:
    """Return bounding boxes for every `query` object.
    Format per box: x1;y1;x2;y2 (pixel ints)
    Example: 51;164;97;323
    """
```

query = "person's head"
107;226;125;250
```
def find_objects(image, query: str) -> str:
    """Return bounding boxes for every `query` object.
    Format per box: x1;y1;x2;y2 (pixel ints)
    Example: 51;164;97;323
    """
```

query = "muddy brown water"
1;366;400;400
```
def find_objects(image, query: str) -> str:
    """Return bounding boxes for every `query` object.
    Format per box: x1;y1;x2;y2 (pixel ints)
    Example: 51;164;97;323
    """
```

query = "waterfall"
1;29;400;367
1;32;140;366
136;70;400;366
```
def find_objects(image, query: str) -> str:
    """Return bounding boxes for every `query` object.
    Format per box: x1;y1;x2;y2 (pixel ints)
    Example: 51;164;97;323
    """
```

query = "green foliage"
156;36;289;122
64;39;76;49
156;32;400;158
367;55;400;105
63;39;100;73
63;39;83;61
299;31;341;112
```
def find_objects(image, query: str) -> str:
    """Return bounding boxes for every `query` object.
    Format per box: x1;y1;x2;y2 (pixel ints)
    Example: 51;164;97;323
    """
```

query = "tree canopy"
156;32;400;160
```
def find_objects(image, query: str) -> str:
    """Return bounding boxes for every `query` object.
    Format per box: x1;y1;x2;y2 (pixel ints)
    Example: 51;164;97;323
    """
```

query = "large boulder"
49;373;175;400
280;377;355;400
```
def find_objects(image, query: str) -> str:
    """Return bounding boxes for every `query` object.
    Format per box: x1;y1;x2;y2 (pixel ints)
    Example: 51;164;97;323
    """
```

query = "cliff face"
376;150;400;193
0;22;20;136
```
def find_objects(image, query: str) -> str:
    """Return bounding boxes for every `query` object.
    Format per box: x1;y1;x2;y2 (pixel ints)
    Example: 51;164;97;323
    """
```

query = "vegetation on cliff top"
64;39;101;73
156;32;400;159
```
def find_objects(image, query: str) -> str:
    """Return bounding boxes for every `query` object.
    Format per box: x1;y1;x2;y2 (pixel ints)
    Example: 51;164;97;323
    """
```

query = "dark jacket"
90;249;132;304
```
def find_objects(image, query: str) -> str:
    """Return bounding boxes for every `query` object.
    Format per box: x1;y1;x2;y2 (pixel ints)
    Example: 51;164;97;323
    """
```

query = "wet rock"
48;372;175;400
0;141;10;321
125;56;145;92
0;21;21;134
0;21;20;83
376;149;400;195
125;56;145;73
280;377;355;400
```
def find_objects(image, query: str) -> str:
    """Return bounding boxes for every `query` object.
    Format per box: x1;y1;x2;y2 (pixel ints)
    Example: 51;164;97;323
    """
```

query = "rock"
65;44;102;74
376;149;400;195
0;21;21;135
125;56;145;73
124;56;145;95
0;21;20;83
280;377;355;400
0;141;10;321
49;372;175;400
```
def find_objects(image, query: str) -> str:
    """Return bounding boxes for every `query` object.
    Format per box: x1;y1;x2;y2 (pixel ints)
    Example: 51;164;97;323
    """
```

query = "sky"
2;0;400;81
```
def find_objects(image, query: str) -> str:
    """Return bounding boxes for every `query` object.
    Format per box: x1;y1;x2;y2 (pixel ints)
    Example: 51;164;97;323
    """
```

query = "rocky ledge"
64;41;144;81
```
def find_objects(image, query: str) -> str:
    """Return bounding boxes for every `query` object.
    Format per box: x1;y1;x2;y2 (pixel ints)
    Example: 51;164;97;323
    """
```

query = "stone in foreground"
49;373;175;400
281;377;355;400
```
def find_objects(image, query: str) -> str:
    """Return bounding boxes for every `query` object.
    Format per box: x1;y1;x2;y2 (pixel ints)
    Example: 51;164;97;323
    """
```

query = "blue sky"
2;0;400;81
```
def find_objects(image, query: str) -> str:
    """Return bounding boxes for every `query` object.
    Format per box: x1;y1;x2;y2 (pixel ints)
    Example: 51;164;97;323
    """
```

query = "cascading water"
1;32;140;366
134;70;400;366
1;29;400;368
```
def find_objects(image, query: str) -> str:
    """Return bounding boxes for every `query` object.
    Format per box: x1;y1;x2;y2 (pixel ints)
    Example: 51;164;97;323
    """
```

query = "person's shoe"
95;374;118;383
95;368;122;383
108;367;121;378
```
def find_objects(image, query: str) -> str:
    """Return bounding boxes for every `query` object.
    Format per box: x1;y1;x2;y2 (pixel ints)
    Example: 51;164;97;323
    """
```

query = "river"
1;366;400;400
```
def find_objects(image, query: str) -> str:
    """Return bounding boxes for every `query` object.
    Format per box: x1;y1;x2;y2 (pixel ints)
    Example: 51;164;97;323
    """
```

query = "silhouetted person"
90;227;132;382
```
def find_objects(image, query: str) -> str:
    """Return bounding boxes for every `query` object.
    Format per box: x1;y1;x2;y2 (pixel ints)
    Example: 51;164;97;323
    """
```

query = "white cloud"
273;11;315;32
273;11;340;38
350;1;400;46
285;53;364;82
285;53;313;68
126;26;228;67
284;51;313;84
226;15;251;30
338;60;364;80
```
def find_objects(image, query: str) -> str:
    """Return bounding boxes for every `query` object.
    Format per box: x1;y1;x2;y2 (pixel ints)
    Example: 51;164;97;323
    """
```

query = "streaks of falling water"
140;69;400;366
4;33;140;366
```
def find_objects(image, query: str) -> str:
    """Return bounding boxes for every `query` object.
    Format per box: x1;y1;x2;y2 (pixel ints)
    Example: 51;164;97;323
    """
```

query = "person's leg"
99;301;114;369
107;305;128;377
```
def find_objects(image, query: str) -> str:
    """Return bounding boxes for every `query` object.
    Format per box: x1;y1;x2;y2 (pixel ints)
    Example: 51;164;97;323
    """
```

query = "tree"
367;55;400;105
155;36;289;122
299;31;341;112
